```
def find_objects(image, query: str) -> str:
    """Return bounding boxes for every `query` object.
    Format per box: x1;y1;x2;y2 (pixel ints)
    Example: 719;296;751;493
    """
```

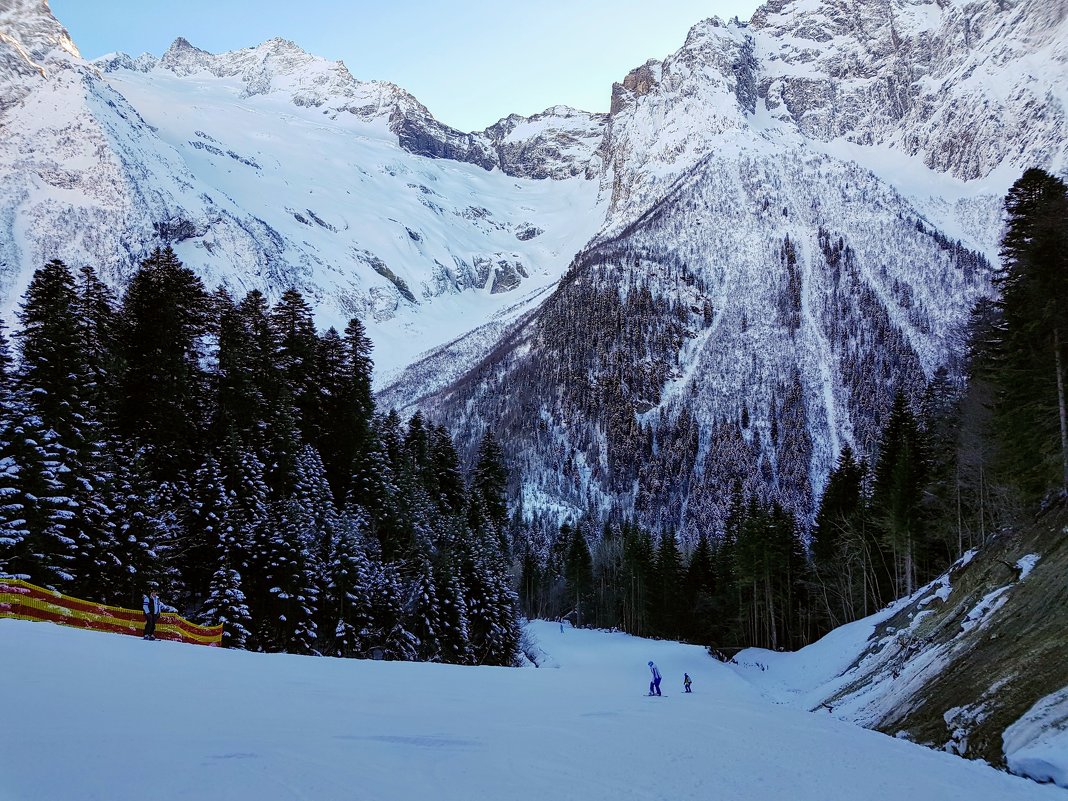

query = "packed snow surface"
1005;687;1068;788
3;618;1064;801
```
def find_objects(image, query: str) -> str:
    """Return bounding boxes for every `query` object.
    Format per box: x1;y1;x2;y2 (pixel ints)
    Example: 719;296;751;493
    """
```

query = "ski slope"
1;618;1063;801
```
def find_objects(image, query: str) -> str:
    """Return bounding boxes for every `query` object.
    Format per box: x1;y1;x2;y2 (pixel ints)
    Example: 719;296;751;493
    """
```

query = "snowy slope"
1006;688;1068;788
92;58;604;380
0;2;607;381
2;617;1064;801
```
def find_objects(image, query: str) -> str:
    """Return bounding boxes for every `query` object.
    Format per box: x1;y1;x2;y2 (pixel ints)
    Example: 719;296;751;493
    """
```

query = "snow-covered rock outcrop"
602;0;1068;232
0;0;78;89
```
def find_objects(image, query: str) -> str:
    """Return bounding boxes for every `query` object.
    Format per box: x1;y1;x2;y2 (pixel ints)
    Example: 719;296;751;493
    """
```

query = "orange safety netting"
0;578;222;645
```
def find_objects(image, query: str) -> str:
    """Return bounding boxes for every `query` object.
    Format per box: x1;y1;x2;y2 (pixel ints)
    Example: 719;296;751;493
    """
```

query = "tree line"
0;246;521;664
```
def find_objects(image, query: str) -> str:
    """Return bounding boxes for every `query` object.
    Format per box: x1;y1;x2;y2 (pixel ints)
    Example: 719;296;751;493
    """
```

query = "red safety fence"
0;578;222;645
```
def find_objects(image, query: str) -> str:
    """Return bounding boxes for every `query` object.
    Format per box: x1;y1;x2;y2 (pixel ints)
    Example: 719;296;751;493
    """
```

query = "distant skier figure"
142;589;176;641
684;673;692;693
648;661;662;696
560;619;565;633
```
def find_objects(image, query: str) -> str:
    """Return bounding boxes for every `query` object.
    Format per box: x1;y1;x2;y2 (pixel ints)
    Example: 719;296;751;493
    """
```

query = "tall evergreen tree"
810;445;873;629
16;259;84;439
653;530;683;638
364;561;418;661
0;318;76;588
16;260;121;596
562;522;594;626
325;506;375;657
271;288;321;444
201;491;253;649
871;392;928;597
117;246;210;481
73;263;119;426
406;542;445;662
344;317;375;426
469;431;509;557
620;521;655;636
991;169;1068;496
431;425;466;516
353;418;408;561
682;532;716;641
106;446;168;605
259;499;320;654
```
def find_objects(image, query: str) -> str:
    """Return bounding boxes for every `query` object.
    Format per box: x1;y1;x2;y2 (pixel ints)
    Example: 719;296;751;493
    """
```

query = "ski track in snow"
2;618;1064;801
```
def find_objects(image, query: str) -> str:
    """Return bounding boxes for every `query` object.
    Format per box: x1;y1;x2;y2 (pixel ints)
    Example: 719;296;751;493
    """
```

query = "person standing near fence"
142;589;176;640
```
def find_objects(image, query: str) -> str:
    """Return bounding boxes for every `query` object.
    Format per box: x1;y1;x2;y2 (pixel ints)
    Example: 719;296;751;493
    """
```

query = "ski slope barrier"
0;578;221;645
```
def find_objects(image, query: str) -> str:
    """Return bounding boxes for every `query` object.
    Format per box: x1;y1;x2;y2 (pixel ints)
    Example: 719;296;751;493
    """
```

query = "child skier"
684;673;692;693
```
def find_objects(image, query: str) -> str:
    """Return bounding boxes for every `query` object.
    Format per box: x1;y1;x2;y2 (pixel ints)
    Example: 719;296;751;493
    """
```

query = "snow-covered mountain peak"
95;34;608;181
95;51;159;74
0;0;78;87
159;35;207;68
152;33;386;110
0;0;78;59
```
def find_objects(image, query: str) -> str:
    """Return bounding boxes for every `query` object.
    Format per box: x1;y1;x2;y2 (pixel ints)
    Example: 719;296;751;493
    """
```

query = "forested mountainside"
0;249;524;664
390;0;1067;532
406;151;990;532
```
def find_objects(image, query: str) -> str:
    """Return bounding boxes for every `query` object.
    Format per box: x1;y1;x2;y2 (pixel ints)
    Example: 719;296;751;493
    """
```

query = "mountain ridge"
387;0;1066;529
2;0;1066;522
0;1;608;377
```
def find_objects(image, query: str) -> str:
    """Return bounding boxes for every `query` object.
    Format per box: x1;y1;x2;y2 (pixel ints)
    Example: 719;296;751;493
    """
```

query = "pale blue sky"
50;0;763;131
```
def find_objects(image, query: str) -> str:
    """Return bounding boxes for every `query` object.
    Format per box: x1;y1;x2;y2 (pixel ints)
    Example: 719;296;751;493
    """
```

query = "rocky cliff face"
601;0;1067;234
0;0;77;88
482;106;608;180
730;502;1068;787
750;0;1067;180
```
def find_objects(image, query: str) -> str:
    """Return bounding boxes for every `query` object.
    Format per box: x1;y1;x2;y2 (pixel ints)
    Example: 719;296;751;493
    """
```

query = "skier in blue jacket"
648;661;662;696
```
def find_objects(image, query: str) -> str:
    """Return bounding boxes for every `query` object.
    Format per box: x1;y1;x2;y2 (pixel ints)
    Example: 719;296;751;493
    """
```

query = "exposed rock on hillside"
813;503;1067;784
